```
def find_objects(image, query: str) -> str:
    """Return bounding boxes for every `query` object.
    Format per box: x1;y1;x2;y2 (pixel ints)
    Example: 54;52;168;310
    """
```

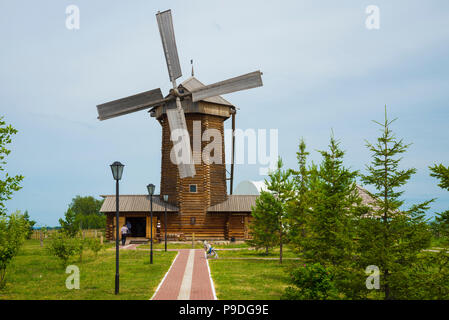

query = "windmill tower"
150;77;236;234
96;10;263;238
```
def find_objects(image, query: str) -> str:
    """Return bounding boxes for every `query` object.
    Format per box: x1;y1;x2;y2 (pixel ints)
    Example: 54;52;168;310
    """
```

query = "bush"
0;212;28;288
73;236;87;262
388;251;449;300
282;263;338;300
87;238;104;257
46;232;77;268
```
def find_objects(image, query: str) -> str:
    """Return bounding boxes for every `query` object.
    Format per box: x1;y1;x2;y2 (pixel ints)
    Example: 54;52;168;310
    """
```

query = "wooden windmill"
97;10;263;238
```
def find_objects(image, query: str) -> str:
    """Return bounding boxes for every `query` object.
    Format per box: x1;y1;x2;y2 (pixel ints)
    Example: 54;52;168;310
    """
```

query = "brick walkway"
151;249;216;300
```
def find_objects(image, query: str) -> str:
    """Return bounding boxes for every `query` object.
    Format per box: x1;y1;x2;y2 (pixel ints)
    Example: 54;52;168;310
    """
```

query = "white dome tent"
233;180;268;195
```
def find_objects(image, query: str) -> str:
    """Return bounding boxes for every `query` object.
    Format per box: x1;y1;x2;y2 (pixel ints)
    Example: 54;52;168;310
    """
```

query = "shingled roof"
99;186;377;214
208;195;258;212
99;195;178;213
180;76;234;107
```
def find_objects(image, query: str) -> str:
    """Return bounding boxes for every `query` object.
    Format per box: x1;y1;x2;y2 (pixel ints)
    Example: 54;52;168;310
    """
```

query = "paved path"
151;249;216;300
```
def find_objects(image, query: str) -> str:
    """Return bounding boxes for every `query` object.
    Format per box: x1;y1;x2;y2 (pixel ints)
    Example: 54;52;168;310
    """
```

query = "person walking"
121;224;129;246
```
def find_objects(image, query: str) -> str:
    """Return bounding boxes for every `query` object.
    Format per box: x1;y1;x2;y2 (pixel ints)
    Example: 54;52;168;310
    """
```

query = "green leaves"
283;263;338;300
357;106;433;299
429;164;449;244
0;117;24;216
59;196;105;234
46;232;78;268
0;211;29;288
300;135;362;268
59;207;78;237
429;164;449;191
250;157;294;261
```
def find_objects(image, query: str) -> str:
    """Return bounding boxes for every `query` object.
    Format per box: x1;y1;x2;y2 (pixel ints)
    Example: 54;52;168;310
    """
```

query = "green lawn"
209;259;295;300
0;240;177;300
213;242;251;249
216;247;298;259
430;237;449;249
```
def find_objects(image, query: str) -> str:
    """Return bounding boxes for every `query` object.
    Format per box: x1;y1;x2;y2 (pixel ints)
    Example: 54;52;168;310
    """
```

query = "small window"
189;184;197;193
190;217;196;225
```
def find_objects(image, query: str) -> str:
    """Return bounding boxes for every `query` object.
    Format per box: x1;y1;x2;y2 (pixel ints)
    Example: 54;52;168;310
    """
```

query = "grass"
0;240;177;300
208;245;300;299
213;242;251;249
209;259;296;300
430;237;449;248
216;247;298;259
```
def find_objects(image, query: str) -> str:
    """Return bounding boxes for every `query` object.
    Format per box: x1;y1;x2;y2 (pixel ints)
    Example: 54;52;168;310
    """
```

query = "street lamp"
146;183;155;264
163;194;168;252
110;161;124;295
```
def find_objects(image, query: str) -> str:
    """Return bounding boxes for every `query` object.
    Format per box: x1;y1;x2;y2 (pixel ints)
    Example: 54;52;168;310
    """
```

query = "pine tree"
250;158;294;263
429;164;449;242
59;208;78;237
430;164;449;190
301;134;362;267
249;191;280;254
287;139;310;248
23;210;36;239
359;106;433;299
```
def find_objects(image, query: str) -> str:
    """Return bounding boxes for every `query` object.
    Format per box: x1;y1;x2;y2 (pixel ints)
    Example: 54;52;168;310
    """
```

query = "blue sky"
1;0;448;226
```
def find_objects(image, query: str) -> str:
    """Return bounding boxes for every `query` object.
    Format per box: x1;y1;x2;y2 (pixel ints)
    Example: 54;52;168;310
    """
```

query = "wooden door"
146;216;157;239
111;216;126;240
118;216;125;240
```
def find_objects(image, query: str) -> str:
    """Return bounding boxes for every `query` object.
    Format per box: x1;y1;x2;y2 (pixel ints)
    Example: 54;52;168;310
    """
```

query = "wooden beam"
230;111;235;195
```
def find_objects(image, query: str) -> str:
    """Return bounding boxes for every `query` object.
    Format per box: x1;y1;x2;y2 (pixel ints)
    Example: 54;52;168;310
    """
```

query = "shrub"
282;263;338;300
389;251;449;300
0;212;28;288
46;232;77;268
87;238;104;257
73;236;87;262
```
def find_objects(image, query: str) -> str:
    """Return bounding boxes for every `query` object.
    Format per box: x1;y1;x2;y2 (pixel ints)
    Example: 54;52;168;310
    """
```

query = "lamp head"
110;161;124;180
147;183;155;196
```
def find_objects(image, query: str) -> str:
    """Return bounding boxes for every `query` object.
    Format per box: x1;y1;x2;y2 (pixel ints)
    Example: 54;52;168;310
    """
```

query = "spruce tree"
250;158;294;263
429;164;449;242
301;134;362;267
249;191;280;254
287;139;310;248
359;106;433;299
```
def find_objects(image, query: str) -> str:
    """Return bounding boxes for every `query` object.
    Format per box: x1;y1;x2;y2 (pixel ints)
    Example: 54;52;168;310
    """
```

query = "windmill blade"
166;106;196;178
191;71;263;102
97;88;164;121
156;9;182;82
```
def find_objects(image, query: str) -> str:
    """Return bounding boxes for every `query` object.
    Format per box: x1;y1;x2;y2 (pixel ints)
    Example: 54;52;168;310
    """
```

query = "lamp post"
163;194;168;252
146;184;155;264
110;161;124;295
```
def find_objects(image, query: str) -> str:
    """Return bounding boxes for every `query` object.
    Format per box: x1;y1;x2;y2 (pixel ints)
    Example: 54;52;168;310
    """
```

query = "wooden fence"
31;229;105;240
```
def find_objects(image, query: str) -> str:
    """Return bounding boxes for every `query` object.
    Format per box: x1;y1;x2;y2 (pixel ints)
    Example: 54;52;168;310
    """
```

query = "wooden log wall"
105;212;253;241
103;100;252;242
158;101;230;239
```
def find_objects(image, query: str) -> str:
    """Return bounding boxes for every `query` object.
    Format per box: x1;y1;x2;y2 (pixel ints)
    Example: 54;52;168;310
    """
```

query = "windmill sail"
156;10;182;82
191;71;263;102
97;88;164;120
166;107;196;178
